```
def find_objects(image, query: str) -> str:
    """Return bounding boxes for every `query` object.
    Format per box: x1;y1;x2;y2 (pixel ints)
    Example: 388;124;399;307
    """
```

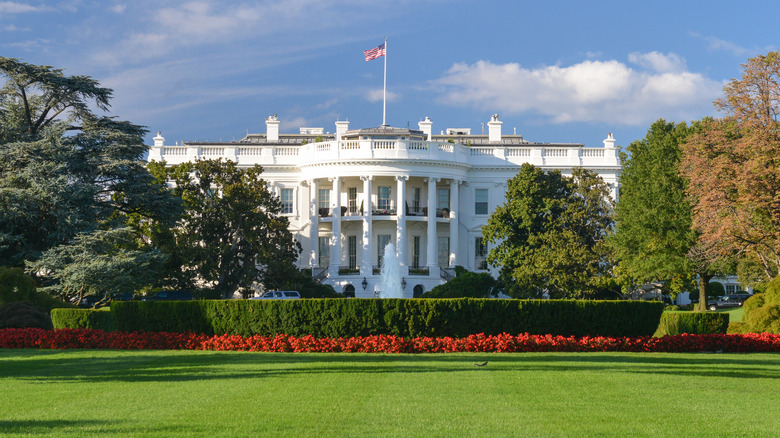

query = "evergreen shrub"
654;311;729;337
51;308;116;331
112;299;664;338
0;302;53;329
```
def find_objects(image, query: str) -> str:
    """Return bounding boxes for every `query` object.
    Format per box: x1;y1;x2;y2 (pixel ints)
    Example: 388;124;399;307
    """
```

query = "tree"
482;164;614;298
27;228;166;306
681;52;780;286
0;58;180;270
152;159;301;298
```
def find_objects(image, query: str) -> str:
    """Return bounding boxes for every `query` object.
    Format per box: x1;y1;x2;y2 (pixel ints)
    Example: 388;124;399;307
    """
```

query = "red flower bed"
2;328;780;353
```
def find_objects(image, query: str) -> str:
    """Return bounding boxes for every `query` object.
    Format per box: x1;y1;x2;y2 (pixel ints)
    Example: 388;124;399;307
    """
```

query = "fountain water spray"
379;243;404;298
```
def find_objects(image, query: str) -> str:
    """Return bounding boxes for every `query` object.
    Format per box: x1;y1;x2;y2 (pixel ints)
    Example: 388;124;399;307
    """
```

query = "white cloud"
366;89;399;103
433;54;723;126
2;24;30;31
0;1;47;13
628;51;686;73
111;4;126;14
690;32;752;57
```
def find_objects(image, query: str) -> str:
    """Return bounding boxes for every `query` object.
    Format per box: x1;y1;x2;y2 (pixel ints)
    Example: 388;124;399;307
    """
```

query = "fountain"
378;243;404;298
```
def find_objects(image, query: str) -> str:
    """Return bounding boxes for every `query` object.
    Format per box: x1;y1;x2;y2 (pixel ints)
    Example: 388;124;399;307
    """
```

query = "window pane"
378;186;391;210
318;188;330;210
378;234;391;267
318;236;330;267
437;188;450;211
348;236;357;269
348;187;357;213
438;237;449;267
281;188;294;214
475;189;488;215
475;237;487;270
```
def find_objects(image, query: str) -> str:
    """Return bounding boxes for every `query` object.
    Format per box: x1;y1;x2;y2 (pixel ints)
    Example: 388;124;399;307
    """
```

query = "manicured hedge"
111;299;664;338
51;308;117;332
653;311;729;337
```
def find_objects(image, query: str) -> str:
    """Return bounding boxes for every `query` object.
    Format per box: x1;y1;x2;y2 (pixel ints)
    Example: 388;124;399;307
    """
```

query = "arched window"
413;284;424;298
343;284;356;298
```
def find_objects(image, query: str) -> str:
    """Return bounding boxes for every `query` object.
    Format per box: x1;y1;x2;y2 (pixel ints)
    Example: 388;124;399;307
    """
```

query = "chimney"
603;132;616;149
266;114;280;142
153;131;165;147
418;116;433;141
487;114;502;143
335;120;350;140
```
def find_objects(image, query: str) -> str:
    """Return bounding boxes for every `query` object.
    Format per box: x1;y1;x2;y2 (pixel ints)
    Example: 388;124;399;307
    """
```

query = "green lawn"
1;350;779;437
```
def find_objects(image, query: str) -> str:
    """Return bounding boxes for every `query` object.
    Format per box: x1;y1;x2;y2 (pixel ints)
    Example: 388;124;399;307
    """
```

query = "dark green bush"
51;308;116;331
653;312;729;337
0;267;37;303
742;277;780;333
421;266;498;298
0;302;53;329
112;299;664;338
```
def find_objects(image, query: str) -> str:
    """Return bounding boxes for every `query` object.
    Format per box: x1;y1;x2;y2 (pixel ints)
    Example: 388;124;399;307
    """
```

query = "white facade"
149;115;620;298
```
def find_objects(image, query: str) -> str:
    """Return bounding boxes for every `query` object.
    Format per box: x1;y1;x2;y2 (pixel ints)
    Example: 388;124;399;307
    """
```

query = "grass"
1;350;780;437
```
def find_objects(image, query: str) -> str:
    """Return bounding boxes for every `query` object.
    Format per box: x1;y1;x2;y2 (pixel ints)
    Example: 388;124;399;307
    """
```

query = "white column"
426;177;439;275
361;176;373;275
309;179;319;268
329;177;342;275
449;179;459;267
395;175;408;270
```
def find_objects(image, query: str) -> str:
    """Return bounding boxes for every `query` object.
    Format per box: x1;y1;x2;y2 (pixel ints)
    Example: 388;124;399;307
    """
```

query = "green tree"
482;164;614;298
153;159;301;298
421;266;498;298
0;58;180;270
609;120;698;295
27;228;166;306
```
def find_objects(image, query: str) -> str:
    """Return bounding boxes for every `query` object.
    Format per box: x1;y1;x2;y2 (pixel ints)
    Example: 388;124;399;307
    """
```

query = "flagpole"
382;36;387;126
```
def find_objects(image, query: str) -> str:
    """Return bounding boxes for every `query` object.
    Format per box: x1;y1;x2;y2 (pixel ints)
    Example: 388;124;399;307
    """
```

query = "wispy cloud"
688;32;769;57
0;1;49;13
433;53;723;126
2;24;30;31
366;89;399;103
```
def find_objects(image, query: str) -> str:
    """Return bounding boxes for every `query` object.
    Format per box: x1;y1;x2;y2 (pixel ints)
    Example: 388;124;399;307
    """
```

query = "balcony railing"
149;139;619;169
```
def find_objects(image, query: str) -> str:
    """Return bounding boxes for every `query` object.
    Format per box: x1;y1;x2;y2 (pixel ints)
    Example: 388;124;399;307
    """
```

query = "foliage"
27;228;166;305
610;120;699;296
150;159;300;298
421;266;498;298
0;266;36;303
741;276;780;333
482;164;614;298
0;58;180;300
269;268;342;298
0;302;52;329
681;52;780;285
51;308;116;331
653;312;729;337
110;299;664;338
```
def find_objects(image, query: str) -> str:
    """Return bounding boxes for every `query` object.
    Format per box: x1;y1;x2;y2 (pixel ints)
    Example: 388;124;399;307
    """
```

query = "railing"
312;267;328;282
440;267;455;281
151;140;619;168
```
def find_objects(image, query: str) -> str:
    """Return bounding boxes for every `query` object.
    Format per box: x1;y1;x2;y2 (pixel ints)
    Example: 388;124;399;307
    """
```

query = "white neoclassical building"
148;114;620;298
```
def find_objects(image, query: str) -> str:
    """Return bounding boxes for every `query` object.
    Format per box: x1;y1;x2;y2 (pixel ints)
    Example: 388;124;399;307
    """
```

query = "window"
318;236;330;268
378;234;391;267
318;188;330;211
437;188;450;211
475;189;488;215
412;236;421;268
378;186;391;210
348;187;358;214
412;187;421;214
281;188;294;214
475;237;488;270
348;236;357;269
438;237;450;267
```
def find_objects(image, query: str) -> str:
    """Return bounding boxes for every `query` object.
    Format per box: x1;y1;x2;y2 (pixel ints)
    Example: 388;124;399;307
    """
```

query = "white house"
148;114;621;298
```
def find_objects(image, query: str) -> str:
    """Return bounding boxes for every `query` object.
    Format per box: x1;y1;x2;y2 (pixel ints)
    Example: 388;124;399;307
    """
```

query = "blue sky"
1;1;777;148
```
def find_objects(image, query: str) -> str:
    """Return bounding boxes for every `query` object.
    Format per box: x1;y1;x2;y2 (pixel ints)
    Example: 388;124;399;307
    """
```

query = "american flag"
363;43;386;62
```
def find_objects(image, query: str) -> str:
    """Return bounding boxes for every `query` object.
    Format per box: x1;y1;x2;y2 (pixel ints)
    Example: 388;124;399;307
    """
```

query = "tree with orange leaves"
681;52;780;289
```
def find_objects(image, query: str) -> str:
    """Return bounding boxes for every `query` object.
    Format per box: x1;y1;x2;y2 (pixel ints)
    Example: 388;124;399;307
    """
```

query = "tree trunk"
697;274;712;312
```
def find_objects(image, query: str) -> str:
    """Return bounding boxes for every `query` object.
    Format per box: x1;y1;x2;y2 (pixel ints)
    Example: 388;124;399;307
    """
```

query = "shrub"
654;312;729;337
0;267;37;303
421;266;498;298
0;302;53;329
742;277;780;333
51;308;116;331
112;299;664;338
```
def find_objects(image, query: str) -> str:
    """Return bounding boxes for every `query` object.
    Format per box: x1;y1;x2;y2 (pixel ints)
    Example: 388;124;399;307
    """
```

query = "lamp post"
401;277;407;290
362;277;368;290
